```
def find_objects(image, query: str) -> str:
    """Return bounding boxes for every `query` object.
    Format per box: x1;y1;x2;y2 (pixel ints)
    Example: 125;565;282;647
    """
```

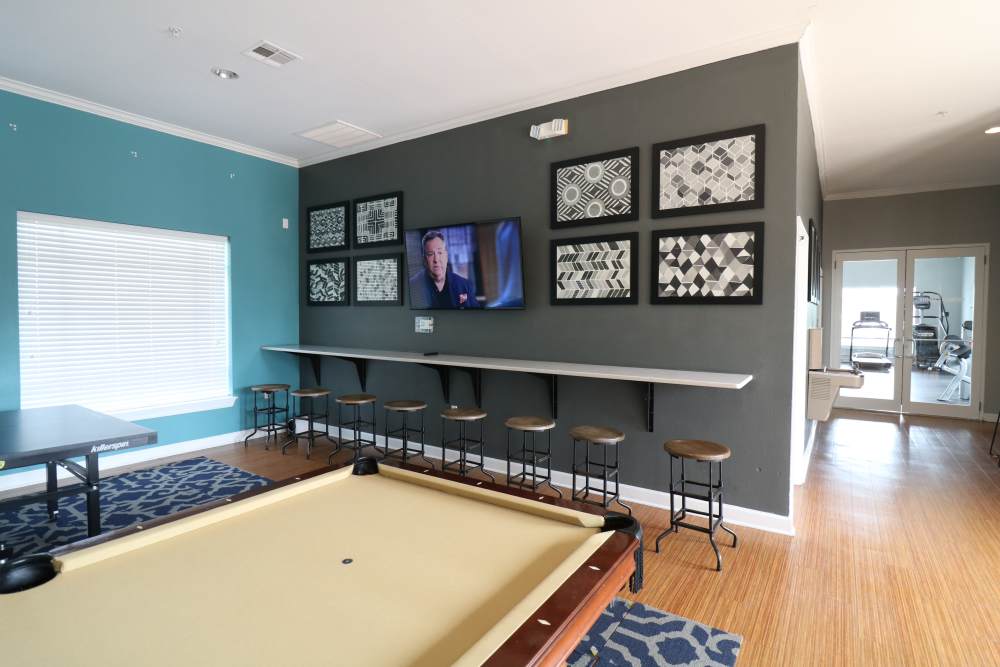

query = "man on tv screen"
409;230;481;309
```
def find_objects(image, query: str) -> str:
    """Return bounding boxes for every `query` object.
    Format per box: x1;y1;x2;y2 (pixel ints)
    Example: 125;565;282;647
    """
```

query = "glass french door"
831;246;988;419
830;250;906;412
902;247;987;419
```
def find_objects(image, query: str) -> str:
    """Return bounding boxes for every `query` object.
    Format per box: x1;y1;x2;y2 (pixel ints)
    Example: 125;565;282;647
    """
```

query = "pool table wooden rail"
43;457;642;667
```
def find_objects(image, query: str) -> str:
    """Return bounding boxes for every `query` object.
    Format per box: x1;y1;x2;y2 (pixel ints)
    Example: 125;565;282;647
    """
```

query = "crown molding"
824;179;1000;202
0;75;300;167
299;20;810;167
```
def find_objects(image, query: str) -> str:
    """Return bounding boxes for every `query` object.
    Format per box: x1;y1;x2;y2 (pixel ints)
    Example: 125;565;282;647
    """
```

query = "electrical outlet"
282;218;289;229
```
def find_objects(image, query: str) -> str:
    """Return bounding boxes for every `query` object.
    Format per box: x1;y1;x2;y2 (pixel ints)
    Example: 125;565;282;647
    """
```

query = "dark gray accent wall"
299;45;802;515
796;62;823;328
823;185;1000;412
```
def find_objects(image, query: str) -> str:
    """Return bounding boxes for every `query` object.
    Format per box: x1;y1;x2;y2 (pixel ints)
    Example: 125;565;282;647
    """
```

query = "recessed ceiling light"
211;67;239;80
985;126;1000;135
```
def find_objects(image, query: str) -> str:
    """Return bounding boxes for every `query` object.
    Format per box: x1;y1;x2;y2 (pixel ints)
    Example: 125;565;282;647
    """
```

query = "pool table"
1;457;642;666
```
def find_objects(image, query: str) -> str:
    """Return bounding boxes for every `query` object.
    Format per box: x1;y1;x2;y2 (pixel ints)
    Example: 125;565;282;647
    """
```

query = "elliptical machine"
912;291;949;369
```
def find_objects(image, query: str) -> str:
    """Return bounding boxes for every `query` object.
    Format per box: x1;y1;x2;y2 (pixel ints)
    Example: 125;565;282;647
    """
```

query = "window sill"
111;395;238;422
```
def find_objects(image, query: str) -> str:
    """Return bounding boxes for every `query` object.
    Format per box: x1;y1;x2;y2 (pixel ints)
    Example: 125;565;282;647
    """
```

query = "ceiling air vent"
243;41;301;67
297;120;382;148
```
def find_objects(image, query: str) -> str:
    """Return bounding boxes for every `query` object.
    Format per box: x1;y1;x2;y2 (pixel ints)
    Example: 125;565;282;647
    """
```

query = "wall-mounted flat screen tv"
404;217;525;310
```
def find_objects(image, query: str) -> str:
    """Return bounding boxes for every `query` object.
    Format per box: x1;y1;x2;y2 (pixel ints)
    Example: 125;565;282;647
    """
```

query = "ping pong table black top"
0;405;157;470
0;405;158;541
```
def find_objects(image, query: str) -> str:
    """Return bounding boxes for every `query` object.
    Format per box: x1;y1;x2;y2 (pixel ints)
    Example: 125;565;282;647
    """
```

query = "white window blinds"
16;211;233;419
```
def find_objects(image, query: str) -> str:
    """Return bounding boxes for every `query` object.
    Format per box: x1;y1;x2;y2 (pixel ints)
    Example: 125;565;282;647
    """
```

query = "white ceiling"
0;1;997;198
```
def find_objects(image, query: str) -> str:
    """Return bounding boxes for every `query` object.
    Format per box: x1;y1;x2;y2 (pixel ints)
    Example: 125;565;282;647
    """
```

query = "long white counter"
262;344;754;431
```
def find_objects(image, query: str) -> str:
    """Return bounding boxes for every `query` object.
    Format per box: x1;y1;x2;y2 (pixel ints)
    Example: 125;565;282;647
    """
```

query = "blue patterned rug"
571;597;742;666
0;456;270;556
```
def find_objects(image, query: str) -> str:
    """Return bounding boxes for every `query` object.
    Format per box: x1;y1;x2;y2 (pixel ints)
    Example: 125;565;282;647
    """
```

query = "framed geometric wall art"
354;253;403;306
652;125;765;218
550;232;639;305
354;191;403;248
306;201;349;252
651;222;764;305
550;147;639;228
307;258;350;306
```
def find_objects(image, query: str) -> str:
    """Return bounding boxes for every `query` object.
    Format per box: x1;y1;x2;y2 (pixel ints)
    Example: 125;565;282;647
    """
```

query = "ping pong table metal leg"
85;453;101;537
45;461;58;520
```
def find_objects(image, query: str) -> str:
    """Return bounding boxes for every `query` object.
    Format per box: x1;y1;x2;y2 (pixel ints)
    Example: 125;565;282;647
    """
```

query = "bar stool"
505;416;561;497
441;407;495;482
333;393;377;463
244;384;290;450
282;387;330;459
655;439;738;572
570;425;631;515
383;400;433;466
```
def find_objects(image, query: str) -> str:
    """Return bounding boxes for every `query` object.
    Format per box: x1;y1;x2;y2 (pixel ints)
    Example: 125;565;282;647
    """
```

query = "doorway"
829;245;988;419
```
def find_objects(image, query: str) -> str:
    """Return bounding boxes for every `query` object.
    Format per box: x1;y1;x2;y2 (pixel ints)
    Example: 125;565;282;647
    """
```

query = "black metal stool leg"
244;391;261;448
546;430;562;498
708;460;721;571
655;454;676;553
613;441;632;516
480;420;495;482
718;461;738;547
281;397;299;455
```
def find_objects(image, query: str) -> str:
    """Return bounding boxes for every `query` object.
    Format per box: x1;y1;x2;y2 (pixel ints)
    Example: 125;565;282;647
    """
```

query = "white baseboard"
0;427;255;493
983;412;998;422
317;421;796;537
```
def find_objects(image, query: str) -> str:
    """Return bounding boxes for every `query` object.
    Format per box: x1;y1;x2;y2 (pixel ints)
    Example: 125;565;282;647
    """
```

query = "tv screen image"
404;217;525;310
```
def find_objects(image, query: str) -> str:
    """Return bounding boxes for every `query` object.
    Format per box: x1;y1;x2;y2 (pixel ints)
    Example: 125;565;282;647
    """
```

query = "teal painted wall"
0;89;299;448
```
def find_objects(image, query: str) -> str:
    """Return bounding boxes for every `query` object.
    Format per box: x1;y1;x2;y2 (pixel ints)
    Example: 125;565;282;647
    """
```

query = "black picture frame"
306;257;350;307
550;147;640;229
306;201;350;252
650;222;764;305
550;231;639;306
808;218;821;304
353;252;404;306
651;125;765;219
353;191;404;248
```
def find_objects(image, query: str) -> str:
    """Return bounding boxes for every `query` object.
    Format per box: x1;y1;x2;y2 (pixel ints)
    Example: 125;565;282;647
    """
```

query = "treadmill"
849;311;893;369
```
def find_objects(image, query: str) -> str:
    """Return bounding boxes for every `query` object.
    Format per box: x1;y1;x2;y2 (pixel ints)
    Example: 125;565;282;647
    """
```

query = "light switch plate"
282;218;289;229
415;316;434;334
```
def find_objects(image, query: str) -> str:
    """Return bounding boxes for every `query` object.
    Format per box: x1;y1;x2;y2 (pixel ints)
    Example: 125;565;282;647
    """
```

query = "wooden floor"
39;410;1000;665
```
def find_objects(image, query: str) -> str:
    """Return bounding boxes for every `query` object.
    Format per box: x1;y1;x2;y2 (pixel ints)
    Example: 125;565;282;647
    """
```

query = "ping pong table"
0;405;158;537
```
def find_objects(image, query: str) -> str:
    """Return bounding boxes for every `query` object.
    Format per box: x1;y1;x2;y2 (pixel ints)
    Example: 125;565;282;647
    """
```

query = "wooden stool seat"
250;383;290;393
441;407;487;421
337;393;377;405
384;400;427;412
291;387;330;398
505;416;555;432
569;425;624;444
664;439;732;462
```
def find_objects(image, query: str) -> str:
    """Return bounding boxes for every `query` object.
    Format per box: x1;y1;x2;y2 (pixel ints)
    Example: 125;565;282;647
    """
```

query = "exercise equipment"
849;312;893;369
935;320;973;403
913;291;950;369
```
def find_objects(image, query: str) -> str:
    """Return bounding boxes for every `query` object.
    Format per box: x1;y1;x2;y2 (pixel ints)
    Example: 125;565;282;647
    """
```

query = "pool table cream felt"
2;465;611;667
